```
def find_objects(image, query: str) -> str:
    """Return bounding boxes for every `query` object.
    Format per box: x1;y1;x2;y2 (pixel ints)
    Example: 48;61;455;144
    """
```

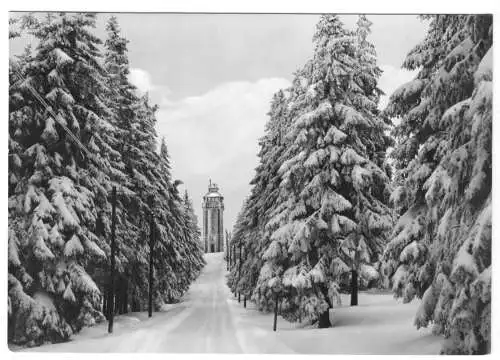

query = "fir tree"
231;16;392;326
9;13;206;346
228;87;296;314
338;15;393;304
383;15;492;354
9;13;115;345
99;15;148;316
262;15;391;327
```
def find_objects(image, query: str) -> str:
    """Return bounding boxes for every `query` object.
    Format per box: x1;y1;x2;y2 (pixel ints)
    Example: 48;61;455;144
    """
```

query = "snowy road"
144;252;242;353
24;252;442;354
25;253;291;353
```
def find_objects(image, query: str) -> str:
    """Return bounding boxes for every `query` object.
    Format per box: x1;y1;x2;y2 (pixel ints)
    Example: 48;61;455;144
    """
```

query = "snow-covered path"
24;253;291;353
23;252;442;354
145;252;242;353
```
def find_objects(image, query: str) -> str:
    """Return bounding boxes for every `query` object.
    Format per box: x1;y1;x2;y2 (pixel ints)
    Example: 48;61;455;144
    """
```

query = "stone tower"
202;180;224;253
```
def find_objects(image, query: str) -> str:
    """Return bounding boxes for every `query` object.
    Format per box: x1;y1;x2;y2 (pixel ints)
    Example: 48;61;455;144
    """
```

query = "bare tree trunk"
115;286;120;315
123;280;128;314
131;296;140;312
103;292;107;318
148;198;155;318
318;285;332;328
273;293;279;331
108;186;117;333
350;269;358;306
318;309;331;328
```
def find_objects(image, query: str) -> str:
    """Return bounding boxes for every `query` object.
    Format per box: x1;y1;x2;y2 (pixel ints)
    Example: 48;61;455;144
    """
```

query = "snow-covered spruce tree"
267;15;392;327
102;22;205;311
240;63;323;319
227;201;249;296
251;61;325;322
181;189;205;277
229;119;287;303
101;16;163;313
100;16;200;316
383;15;492;354
9;14;205;345
154;142;204;305
8;45;45;344
139;132;204;308
228;194;265;303
227;87;296;314
126;95;166;310
85;14;140;317
183;189;201;240
230;200;261;302
151;146;182;306
251;86;306;316
338;15;394;304
8;13;121;345
108;84;204;312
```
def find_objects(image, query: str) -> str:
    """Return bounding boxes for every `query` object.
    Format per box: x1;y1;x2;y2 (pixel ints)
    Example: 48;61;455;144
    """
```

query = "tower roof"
205;179;223;198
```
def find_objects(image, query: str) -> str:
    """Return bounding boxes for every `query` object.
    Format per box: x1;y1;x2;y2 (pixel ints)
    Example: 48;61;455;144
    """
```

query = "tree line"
227;14;491;355
8;13;205;346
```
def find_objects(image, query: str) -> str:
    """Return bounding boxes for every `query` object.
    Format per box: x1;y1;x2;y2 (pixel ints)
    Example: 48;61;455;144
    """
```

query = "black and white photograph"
5;1;495;356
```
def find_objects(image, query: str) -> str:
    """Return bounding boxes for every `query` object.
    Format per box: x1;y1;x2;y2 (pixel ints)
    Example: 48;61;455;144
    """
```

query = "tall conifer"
383;15;492;354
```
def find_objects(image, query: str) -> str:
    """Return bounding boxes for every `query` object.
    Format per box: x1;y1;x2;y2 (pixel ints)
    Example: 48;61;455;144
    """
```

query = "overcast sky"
10;13;428;232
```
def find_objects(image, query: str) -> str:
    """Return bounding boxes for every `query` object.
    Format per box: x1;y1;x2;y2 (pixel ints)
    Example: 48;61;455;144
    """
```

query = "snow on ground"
228;288;443;354
16;252;443;354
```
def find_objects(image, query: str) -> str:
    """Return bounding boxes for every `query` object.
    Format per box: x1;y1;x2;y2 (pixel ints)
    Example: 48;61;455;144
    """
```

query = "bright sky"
9;13;428;232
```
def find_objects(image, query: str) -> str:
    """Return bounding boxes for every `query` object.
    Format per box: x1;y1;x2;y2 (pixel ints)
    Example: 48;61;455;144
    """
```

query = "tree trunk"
115;278;122;315
318;309;331;328
148;201;155;318
273;294;279;331
131;297;140;312
298;291;302;323
115;288;120;315
350;269;358;306
103;292;107;318
123;281;128;314
107;282;114;317
318;284;332;328
122;277;128;313
116;277;123;314
108;186;117;333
